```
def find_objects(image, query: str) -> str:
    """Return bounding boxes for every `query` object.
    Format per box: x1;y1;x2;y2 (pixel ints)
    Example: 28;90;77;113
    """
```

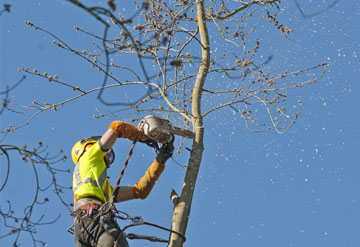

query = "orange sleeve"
132;159;165;199
109;121;138;140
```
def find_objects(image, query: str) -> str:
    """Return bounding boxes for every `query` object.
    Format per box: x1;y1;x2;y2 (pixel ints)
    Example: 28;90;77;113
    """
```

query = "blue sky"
1;0;360;247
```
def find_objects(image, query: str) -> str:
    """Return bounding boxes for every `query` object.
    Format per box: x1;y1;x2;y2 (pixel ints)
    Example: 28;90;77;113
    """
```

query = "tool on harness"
86;203;98;217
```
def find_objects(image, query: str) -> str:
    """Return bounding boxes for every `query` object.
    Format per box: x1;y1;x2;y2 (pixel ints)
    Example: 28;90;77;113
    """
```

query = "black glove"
139;139;158;149
156;136;175;164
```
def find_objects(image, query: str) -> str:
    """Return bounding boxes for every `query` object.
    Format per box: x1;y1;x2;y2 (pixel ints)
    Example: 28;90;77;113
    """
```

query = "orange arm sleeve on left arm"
109;121;138;141
132;159;165;199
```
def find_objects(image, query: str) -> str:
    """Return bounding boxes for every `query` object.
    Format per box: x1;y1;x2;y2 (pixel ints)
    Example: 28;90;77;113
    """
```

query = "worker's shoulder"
82;142;106;159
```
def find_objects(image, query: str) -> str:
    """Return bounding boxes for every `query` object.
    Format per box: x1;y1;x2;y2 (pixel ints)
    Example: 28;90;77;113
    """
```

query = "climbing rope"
101;121;153;214
110;130;141;205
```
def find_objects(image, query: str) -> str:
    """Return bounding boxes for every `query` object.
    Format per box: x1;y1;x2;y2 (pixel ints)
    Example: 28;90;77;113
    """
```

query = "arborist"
71;119;174;247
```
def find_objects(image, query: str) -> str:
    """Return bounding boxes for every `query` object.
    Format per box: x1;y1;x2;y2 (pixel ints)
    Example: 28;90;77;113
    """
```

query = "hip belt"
74;197;103;211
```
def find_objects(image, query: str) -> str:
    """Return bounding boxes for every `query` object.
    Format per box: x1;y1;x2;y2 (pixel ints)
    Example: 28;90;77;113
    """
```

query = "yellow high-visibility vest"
72;142;112;202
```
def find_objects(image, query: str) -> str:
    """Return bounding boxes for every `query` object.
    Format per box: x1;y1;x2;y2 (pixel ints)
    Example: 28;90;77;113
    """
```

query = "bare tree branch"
294;0;340;18
216;0;279;20
0;143;71;247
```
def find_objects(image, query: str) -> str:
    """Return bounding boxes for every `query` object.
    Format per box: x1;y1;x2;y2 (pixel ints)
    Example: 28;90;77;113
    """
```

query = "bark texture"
168;1;210;246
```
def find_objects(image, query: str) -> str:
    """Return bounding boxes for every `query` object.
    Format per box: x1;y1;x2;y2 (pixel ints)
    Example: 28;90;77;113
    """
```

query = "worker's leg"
73;213;101;247
97;227;129;247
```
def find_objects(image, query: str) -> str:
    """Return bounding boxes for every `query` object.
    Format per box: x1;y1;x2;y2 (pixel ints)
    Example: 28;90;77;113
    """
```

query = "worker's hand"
139;139;158;149
156;136;175;164
138;130;149;142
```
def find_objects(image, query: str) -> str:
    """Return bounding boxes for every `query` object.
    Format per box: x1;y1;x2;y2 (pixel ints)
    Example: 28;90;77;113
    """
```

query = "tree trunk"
168;1;210;246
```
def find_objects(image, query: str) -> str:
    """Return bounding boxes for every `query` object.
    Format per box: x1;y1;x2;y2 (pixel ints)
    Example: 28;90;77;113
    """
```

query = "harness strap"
74;197;103;211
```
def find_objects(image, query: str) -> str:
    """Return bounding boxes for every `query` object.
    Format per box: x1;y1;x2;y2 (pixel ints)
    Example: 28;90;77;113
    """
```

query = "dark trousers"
74;211;129;247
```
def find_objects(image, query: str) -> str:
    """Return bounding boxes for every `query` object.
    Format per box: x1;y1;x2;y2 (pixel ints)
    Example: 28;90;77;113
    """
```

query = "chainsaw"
139;115;174;144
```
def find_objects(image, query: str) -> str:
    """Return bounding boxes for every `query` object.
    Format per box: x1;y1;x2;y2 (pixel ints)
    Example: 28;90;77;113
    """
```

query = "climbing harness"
68;209;186;243
69;115;184;244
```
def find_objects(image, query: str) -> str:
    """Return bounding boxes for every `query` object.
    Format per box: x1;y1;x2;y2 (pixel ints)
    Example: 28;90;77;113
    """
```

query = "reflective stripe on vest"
73;162;107;195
